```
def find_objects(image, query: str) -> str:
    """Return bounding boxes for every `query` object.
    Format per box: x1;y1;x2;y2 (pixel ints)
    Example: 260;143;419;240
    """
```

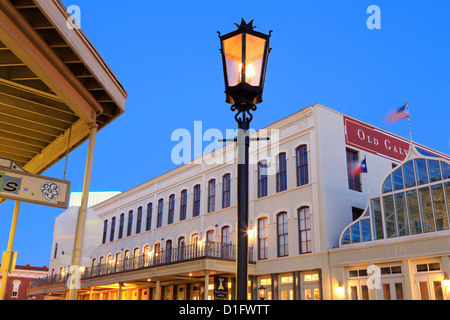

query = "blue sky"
0;0;449;267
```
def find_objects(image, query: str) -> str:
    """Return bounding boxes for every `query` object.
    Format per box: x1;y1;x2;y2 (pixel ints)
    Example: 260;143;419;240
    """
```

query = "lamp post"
218;19;271;300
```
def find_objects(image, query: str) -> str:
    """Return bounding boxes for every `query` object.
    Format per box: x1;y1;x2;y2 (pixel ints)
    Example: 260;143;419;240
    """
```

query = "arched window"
127;210;133;237
119;213;124;239
11;280;20;298
154;243;161;264
180;190;187;221
206;229;214;242
298;207;311;254
157;199;164;228
258;161;268;198
257;217;268;260
193;185;201;217
191;233;199;245
221;226;230;258
107;254;113;272
222;174;231;208
146;203;152;231
208;179;216;213
277;212;288;257
110;217;116;242
221;226;230;244
166;240;172;262
136;207;142;234
102;219;108;244
168;194;175;224
296;145;309;186
133;247;139;268
276;153;287;192
178;237;186;260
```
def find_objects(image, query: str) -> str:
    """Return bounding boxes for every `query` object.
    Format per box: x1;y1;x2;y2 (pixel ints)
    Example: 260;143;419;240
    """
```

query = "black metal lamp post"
218;19;271;300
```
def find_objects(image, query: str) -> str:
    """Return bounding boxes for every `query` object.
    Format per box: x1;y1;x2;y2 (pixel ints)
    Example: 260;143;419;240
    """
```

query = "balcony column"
204;270;210;300
118;282;123;300
155;279;160;300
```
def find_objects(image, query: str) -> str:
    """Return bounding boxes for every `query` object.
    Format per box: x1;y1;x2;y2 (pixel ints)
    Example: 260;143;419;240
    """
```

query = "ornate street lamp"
218;19;271;300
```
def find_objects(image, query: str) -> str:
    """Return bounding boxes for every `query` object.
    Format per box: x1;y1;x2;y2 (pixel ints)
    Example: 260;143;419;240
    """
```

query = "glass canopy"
340;152;450;246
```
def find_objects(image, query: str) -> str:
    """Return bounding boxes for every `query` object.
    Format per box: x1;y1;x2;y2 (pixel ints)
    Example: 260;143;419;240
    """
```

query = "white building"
28;104;450;300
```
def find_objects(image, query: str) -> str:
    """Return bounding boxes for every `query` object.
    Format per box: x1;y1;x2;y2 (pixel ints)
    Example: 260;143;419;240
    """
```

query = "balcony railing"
30;241;253;288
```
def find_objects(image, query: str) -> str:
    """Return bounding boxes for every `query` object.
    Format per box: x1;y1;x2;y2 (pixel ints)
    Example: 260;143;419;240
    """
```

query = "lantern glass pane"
223;34;242;86
245;34;266;86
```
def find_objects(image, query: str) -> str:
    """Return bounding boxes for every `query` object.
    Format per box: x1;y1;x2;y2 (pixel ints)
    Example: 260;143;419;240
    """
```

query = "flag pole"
406;101;413;145
364;155;370;197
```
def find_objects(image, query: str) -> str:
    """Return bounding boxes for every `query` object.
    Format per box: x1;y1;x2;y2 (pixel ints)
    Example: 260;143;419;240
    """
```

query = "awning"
0;0;127;175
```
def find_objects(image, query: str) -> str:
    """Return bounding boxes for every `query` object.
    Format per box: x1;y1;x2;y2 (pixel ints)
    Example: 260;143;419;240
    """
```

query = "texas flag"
349;158;368;176
385;103;409;124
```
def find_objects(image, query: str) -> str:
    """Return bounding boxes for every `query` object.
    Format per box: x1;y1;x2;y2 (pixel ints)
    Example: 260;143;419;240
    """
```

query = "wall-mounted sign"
0;166;70;209
214;276;228;300
344;116;449;162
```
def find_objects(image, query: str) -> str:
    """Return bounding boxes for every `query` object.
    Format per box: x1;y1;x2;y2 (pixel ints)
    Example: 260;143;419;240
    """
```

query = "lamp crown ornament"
234;18;255;30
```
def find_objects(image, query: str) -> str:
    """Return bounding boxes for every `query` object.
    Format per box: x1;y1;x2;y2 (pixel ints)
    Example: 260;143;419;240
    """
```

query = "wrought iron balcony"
30;241;254;288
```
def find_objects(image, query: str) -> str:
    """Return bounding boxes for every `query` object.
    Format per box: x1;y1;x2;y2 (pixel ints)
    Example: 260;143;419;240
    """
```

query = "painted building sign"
344;116;449;162
0;166;70;209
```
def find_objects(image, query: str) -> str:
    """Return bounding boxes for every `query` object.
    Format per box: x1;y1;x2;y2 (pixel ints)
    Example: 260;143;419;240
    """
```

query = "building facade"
28;104;450;300
0;264;48;300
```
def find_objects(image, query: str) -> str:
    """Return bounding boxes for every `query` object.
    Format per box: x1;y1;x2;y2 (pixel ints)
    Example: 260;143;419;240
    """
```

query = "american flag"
385;104;409;124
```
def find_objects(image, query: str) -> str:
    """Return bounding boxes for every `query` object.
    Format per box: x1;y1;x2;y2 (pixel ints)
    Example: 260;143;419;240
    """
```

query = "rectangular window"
258;161;268;198
419;187;435;232
257;217;268;260
146;203;152;231
277;213;288;257
136;207;142;234
157;199;164;228
395;192;409;236
180;190;187;221
296;145;309;186
431;184;448;231
383;195;397;238
127;210;133;237
347;149;362;191
276;153;287;192
222;174;231;208
406;190;422;234
168;195;175;224
193;185;201;217
371;198;384;240
208;180;215;213
110;217;116;242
